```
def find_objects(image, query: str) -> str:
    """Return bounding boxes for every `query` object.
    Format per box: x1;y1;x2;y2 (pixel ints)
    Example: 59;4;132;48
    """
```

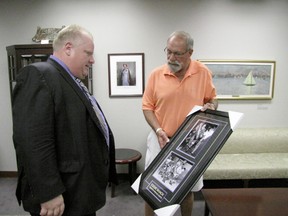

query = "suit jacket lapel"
47;58;105;132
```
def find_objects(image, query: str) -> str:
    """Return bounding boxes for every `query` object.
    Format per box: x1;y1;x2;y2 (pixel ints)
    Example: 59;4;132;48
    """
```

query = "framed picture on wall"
135;107;243;211
108;53;145;97
198;60;276;100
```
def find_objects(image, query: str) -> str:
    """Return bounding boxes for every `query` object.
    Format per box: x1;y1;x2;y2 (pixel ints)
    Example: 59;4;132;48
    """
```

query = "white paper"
228;111;244;131
154;204;180;216
131;174;142;194
187;105;202;116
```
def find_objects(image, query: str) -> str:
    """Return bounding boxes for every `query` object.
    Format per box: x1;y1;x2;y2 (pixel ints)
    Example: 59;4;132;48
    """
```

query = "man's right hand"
40;194;65;216
156;129;170;149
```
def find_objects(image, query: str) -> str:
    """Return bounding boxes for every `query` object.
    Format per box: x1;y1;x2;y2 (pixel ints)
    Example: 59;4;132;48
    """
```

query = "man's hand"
201;99;218;111
201;102;216;111
156;129;170;149
40;195;65;216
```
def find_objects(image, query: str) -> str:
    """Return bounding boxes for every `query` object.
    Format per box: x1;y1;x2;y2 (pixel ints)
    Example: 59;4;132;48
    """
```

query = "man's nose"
168;53;177;61
90;56;95;64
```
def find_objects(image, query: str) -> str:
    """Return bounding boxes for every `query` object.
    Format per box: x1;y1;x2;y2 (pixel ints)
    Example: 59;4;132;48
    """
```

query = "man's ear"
64;42;72;56
189;49;194;56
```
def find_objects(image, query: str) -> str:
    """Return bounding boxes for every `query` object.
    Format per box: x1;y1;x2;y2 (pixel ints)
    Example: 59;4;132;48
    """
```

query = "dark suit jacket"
12;58;118;215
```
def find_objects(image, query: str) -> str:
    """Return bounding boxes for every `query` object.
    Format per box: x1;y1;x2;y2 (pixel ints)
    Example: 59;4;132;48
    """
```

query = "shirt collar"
49;55;75;80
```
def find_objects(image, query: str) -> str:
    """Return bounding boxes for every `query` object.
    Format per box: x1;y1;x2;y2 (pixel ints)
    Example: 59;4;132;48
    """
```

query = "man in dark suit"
12;24;117;216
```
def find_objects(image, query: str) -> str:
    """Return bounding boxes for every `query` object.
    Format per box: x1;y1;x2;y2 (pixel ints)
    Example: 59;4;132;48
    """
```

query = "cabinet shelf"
6;44;93;103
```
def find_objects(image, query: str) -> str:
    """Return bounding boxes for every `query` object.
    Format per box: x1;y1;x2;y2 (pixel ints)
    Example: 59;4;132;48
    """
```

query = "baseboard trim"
0;171;18;177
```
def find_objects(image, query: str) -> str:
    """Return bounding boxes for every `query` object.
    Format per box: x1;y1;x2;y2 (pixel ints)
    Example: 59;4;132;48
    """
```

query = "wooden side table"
111;148;142;197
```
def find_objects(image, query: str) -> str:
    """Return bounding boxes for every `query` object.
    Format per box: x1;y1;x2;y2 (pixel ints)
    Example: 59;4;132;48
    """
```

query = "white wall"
0;0;288;173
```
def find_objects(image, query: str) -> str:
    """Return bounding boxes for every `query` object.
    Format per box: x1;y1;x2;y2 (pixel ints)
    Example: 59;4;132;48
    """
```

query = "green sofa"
204;128;288;186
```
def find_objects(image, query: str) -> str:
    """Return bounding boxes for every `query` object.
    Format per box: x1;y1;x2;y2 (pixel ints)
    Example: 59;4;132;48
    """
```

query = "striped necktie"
75;78;109;147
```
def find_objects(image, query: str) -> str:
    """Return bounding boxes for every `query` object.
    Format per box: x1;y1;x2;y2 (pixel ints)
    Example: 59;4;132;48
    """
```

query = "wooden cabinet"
6;44;93;101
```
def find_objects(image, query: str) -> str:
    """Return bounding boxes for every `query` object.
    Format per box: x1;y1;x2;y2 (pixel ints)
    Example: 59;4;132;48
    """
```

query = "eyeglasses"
164;47;189;58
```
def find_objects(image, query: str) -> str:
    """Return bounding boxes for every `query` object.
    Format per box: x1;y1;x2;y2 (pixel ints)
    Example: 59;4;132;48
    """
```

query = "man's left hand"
201;103;216;111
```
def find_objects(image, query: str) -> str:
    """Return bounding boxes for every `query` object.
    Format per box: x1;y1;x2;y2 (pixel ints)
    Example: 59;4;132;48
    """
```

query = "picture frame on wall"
199;60;276;100
132;106;243;213
108;53;144;97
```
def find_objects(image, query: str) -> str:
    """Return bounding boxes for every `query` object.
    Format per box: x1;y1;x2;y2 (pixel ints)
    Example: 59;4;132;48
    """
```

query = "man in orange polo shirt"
142;31;218;216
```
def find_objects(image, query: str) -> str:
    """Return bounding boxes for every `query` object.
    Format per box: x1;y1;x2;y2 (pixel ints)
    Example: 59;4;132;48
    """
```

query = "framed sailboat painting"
198;60;276;100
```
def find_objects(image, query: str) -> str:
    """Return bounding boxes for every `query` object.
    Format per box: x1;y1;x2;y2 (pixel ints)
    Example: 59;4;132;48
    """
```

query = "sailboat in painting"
243;71;256;86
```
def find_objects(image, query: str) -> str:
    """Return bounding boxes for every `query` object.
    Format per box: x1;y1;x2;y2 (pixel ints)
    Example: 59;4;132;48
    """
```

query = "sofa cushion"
220;128;288;154
204;153;288;180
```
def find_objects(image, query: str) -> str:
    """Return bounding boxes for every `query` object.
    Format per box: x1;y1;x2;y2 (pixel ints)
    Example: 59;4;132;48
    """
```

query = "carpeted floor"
0;177;206;216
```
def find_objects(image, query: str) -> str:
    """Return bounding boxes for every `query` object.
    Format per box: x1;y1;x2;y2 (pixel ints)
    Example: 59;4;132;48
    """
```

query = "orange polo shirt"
142;60;216;137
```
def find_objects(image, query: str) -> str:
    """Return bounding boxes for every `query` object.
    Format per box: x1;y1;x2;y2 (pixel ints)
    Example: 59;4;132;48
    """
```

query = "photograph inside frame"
138;109;234;210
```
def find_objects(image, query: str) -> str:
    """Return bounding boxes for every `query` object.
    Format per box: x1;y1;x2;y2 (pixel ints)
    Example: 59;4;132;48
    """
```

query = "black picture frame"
138;109;235;210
